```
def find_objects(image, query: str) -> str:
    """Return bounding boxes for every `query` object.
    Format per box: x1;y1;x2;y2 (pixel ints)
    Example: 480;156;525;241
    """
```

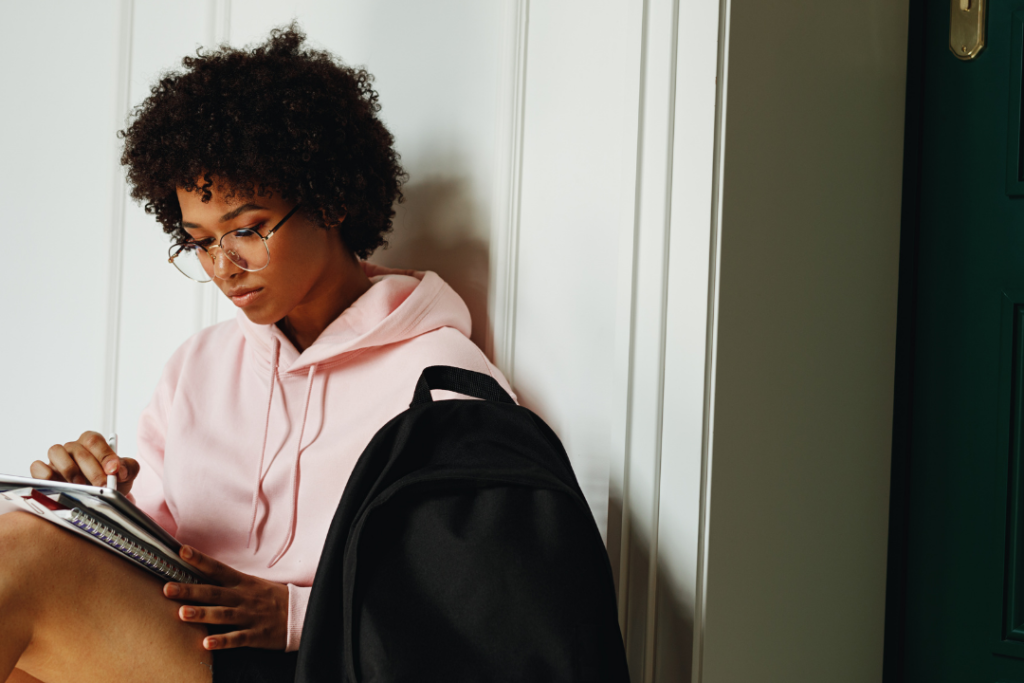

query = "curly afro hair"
119;24;406;259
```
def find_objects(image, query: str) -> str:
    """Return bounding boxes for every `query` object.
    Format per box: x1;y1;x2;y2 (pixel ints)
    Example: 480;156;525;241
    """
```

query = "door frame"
883;0;939;678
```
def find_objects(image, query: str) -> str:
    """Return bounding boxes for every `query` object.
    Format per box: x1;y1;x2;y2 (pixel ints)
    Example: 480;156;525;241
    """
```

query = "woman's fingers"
46;445;81;484
65;441;107;487
78;431;121;484
44;431;121;487
178;604;242;625
29;460;60;482
117;457;141;494
203;630;253;650
163;553;289;650
178;545;240;585
163;581;242;606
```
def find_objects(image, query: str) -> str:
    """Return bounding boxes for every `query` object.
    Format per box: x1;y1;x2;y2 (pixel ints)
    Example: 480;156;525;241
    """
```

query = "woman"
0;25;510;683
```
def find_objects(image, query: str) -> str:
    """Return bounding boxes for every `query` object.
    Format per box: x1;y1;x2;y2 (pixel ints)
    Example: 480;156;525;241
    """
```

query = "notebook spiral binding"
68;508;198;584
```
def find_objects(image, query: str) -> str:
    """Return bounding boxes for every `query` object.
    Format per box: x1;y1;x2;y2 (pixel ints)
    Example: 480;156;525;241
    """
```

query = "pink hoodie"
130;265;513;651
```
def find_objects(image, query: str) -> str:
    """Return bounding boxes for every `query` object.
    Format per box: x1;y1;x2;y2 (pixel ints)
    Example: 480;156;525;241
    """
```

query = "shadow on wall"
371;175;492;355
608;495;694;683
518;379;694;682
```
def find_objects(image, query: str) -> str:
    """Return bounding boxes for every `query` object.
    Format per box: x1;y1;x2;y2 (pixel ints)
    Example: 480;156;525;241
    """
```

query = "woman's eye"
234;225;263;238
195;238;215;248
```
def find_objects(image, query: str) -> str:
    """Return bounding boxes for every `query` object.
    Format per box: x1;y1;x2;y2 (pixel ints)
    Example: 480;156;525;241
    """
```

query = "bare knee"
0;511;56;537
6;668;45;683
0;512;64;561
0;513;67;599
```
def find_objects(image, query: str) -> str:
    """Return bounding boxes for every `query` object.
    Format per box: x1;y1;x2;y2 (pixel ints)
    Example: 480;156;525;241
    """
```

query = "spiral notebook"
0;474;207;585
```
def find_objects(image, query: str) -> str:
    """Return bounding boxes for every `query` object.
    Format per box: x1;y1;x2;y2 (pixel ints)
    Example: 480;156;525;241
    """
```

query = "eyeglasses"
167;204;301;282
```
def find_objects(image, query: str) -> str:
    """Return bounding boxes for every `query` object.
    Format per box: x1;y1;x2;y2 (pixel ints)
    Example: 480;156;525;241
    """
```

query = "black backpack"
295;365;630;682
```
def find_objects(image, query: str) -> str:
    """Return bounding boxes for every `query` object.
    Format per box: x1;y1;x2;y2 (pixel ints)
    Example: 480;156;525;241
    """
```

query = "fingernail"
205;637;217;650
118;465;128;481
181;546;193;560
105;460;118;474
165;583;179;597
181;606;196;619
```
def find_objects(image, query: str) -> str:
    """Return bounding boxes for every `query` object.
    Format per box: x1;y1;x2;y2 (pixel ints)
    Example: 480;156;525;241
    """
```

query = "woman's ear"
318;206;347;228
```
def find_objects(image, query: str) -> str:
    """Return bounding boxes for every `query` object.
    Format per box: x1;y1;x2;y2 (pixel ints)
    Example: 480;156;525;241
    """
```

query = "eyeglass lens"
170;230;271;282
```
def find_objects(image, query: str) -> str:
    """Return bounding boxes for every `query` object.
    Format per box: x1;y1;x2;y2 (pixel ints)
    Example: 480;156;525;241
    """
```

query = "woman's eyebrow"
181;203;268;229
219;203;268;222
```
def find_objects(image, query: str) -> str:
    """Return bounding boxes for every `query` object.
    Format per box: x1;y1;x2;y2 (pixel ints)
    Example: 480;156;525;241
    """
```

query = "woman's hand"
29;430;140;494
164;545;289;651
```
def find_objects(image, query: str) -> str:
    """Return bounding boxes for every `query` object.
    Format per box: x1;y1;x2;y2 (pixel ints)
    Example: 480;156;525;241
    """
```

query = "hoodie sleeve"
286;583;312;651
129;341;193;538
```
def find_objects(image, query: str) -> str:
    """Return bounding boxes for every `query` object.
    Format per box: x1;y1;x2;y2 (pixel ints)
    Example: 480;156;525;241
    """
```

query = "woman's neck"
277;257;372;352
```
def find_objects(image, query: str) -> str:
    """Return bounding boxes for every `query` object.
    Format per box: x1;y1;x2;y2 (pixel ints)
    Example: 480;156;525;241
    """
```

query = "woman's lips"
228;287;264;307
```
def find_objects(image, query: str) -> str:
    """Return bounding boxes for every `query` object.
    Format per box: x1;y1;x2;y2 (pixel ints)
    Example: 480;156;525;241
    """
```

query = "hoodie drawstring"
247;337;281;549
244;333;324;566
268;362;318;568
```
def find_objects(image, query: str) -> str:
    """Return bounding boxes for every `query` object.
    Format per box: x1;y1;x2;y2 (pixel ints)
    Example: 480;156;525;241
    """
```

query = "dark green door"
893;2;1024;680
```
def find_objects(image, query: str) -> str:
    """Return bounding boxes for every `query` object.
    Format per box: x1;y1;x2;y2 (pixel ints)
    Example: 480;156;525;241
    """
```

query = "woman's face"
176;183;348;326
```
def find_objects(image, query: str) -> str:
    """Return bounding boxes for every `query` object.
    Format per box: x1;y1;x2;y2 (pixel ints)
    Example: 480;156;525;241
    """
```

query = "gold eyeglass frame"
167;204;301;282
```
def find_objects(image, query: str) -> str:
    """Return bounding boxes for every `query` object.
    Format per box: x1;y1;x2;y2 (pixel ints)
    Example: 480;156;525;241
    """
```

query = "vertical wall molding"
617;0;686;680
212;0;231;47
102;0;135;437
643;2;680;678
487;0;530;382
199;0;234;331
691;0;731;680
616;0;650;637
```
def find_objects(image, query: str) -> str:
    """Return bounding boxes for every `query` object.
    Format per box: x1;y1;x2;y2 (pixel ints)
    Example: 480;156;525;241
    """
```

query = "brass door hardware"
950;0;986;61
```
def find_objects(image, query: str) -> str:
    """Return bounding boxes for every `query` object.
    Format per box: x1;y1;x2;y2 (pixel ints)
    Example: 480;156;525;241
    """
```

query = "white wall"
0;1;124;469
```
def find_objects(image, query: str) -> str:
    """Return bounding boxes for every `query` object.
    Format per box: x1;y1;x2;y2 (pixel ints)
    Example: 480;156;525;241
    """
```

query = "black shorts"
211;645;297;683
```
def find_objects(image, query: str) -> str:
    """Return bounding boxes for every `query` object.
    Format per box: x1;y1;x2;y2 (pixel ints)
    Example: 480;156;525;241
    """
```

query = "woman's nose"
211;247;242;280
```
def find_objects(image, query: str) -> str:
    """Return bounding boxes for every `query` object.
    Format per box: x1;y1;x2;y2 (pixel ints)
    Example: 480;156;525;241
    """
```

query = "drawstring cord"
243;334;322;566
268;363;318;568
247;337;281;549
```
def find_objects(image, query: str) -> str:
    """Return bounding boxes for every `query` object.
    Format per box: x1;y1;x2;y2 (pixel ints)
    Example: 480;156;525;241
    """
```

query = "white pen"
106;433;118;490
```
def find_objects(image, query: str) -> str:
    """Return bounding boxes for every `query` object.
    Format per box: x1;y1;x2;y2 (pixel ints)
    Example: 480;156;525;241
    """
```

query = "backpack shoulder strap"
410;365;516;407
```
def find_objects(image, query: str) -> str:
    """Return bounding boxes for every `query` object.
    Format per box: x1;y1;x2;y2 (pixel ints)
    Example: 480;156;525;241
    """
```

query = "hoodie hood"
237;264;473;374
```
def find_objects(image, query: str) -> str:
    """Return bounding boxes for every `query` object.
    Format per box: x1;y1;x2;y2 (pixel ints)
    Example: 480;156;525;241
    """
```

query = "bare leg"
0;512;212;683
